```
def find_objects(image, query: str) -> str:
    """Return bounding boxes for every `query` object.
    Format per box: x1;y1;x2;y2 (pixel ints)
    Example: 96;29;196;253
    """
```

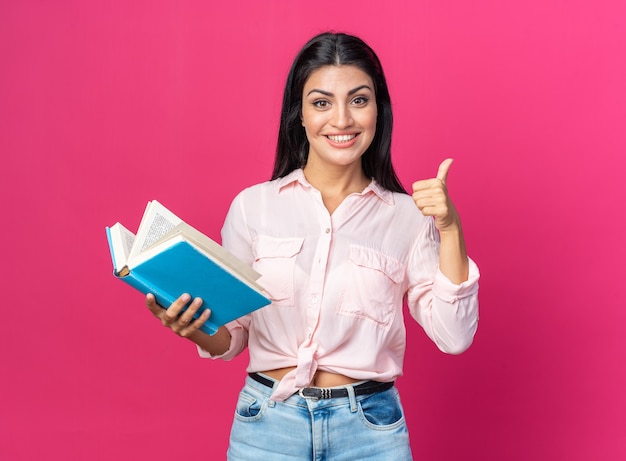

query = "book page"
107;222;136;271
121;225;135;256
128;200;182;263
139;212;177;252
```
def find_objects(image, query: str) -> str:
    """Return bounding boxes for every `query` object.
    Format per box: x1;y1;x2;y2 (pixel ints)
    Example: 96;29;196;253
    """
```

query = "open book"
106;200;271;335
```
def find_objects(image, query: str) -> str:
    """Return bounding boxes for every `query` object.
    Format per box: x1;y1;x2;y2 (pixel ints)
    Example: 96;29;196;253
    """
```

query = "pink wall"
1;1;625;459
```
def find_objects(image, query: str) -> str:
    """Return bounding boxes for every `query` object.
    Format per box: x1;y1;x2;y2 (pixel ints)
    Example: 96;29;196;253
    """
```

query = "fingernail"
181;293;191;303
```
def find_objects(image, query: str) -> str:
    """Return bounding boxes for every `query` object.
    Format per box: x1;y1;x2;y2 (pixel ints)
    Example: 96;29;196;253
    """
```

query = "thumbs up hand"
412;158;460;233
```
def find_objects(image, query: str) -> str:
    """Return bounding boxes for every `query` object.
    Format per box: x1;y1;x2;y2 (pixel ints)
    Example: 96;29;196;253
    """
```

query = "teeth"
327;134;356;143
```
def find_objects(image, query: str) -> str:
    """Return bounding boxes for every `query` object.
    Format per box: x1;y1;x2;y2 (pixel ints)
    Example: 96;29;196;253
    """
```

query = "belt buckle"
299;387;323;400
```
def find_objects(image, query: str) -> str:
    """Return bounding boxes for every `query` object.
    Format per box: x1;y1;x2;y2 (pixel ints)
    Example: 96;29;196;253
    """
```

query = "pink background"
1;1;625;459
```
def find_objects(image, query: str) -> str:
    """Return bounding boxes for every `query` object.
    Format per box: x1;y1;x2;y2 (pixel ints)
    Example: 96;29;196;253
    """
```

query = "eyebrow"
306;85;373;97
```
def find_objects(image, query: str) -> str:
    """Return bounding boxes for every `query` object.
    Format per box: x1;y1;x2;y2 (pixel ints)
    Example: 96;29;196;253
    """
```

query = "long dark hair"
271;32;406;194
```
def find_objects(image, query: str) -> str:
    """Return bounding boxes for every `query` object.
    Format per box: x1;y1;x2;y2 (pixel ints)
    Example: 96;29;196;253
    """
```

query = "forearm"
188;325;232;356
438;222;469;285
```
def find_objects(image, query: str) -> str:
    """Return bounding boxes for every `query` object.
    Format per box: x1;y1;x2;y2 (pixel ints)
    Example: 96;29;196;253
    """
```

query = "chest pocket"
252;235;304;307
339;245;404;329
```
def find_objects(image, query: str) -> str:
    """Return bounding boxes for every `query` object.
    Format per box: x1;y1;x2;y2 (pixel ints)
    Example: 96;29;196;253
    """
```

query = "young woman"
146;32;479;460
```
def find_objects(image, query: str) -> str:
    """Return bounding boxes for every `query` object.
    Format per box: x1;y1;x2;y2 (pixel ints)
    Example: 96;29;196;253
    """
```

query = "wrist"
437;217;462;236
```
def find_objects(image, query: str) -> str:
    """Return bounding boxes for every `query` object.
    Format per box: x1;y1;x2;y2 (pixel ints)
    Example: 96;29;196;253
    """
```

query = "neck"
304;161;368;194
303;161;370;214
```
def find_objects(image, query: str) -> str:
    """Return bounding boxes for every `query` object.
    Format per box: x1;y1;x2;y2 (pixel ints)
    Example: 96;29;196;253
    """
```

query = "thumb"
436;158;454;185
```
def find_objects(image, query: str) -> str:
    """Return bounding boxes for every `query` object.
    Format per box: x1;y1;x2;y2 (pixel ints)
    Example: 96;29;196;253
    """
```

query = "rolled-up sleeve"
196;318;249;360
406;219;480;354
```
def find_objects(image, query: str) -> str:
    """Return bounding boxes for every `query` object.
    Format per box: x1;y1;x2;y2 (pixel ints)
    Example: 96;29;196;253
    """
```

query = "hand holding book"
145;293;232;355
106;200;271;336
146;292;210;336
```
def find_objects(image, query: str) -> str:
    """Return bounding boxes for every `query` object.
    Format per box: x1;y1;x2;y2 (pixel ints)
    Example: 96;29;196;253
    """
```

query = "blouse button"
325;228;330;234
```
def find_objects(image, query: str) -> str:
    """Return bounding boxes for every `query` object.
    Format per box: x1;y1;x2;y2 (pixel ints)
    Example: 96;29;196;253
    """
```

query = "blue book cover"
106;201;271;335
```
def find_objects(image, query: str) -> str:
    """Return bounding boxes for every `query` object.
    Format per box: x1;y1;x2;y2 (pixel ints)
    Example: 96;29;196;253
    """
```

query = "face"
301;65;377;172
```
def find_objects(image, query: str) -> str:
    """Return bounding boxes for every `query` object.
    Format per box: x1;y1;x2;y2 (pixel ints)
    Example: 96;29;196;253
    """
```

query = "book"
106;200;271;335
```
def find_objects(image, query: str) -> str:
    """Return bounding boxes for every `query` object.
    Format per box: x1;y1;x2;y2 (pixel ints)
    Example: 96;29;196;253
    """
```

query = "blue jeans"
227;374;413;460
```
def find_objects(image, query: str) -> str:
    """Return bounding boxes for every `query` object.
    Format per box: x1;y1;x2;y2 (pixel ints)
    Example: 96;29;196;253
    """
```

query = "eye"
313;99;330;108
352;96;369;106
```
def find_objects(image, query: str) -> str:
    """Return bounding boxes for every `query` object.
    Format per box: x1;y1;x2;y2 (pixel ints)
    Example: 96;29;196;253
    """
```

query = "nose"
331;104;354;129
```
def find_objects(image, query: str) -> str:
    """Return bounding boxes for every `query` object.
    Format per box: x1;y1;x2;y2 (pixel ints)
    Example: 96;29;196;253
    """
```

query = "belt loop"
267;376;278;407
346;384;358;413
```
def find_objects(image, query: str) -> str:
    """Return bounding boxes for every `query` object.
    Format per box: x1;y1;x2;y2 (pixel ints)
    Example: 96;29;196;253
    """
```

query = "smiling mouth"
326;134;358;143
